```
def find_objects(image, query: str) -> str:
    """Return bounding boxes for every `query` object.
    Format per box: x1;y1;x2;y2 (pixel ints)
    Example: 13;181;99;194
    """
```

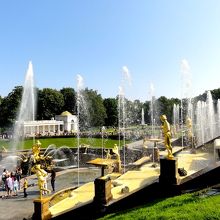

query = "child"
13;177;18;196
42;172;48;195
23;177;28;198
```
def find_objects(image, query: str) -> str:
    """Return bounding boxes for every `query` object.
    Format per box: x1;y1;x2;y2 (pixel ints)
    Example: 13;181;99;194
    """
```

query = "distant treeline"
1;86;220;131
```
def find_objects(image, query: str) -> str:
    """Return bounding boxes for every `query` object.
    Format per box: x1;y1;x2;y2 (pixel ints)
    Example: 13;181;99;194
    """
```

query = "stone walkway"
0;168;100;220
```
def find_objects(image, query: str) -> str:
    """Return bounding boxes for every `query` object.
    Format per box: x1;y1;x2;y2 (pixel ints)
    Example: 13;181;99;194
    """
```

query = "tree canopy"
37;88;64;120
60;87;76;114
1;85;220;130
103;98;118;127
0;86;23;127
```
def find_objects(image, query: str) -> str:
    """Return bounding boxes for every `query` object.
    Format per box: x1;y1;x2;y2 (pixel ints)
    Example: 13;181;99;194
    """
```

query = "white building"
15;111;78;137
55;111;78;132
20;119;64;136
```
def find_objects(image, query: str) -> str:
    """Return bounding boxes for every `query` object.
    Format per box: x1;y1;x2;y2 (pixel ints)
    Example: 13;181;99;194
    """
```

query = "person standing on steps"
50;169;56;192
23;177;28;198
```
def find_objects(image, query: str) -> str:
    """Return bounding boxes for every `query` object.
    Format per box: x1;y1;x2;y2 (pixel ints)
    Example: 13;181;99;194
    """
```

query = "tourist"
6;173;13;197
15;167;22;190
11;170;16;181
42;171;48;195
23;177;28;198
50;169;56;192
1;168;7;190
13;177;18;196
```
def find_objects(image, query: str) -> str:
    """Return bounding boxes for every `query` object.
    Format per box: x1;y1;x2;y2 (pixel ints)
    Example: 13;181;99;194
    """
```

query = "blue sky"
0;1;220;101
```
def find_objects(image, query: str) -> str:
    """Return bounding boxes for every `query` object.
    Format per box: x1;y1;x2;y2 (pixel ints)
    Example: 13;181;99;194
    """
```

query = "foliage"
143;101;150;124
84;88;107;127
211;88;220;103
156;96;181;123
104;98;118;127
2;86;220;131
0;86;23;127
60;87;76;114
37;88;64;119
99;192;220;220
126;99;143;125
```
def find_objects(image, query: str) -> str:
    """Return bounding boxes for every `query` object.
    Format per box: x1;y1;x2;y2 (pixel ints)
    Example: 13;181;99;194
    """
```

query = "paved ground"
0;168;100;220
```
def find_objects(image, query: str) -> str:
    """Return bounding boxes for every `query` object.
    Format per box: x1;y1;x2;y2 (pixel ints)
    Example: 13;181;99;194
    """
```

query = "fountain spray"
10;61;36;169
76;74;84;187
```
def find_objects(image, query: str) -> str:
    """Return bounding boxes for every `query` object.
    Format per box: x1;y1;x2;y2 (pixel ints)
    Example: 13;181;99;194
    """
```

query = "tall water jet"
173;104;180;138
118;86;125;172
141;108;145;125
118;66;132;173
180;59;193;146
10;61;36;169
101;126;106;159
195;100;205;146
76;74;86;186
206;91;215;140
149;83;156;137
194;91;217;147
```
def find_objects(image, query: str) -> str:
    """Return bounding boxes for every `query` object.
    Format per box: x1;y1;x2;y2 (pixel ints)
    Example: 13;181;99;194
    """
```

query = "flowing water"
2;61;36;170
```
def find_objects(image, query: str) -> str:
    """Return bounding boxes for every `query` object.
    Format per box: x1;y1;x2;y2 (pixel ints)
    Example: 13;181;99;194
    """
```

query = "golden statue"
32;164;50;199
112;144;120;161
105;149;111;160
112;144;121;172
32;140;41;162
105;144;122;173
31;140;51;198
160;115;174;159
143;137;148;148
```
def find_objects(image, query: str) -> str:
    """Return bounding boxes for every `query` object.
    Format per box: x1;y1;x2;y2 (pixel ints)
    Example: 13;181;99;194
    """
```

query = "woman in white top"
6;174;13;196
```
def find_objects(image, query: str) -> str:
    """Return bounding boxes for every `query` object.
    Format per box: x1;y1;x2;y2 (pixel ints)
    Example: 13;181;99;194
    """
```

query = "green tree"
103;98;118;127
131;99;143;125
0;86;23;127
37;88;64;119
157;96;172;122
84;88;106;127
157;96;181;123
143;101;150;124
211;88;220;101
60;87;76;114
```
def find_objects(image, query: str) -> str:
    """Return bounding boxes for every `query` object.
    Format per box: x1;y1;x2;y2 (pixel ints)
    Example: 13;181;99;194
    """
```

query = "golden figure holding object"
160;115;174;159
31;140;51;199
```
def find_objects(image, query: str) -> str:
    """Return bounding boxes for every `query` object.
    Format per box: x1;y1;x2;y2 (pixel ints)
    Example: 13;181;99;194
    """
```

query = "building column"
58;125;60;135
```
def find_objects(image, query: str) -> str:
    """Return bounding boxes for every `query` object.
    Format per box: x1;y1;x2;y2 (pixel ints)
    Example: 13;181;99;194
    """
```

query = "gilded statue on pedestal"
160;115;174;159
31;140;51;199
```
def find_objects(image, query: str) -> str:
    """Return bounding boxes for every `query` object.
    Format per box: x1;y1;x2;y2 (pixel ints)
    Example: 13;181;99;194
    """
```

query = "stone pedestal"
33;197;51;220
159;157;180;185
94;176;112;204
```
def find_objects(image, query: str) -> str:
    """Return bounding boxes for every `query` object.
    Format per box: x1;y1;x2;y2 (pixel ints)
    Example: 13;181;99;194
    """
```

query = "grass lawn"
99;190;220;220
0;137;129;150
